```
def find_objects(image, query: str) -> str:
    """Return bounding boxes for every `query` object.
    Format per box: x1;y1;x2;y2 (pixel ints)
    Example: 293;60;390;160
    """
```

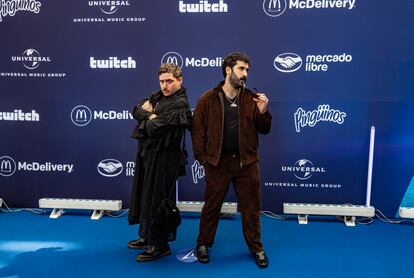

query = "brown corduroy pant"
197;154;263;253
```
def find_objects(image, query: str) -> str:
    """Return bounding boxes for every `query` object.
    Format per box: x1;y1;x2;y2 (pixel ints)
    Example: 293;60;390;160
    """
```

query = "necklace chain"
224;92;239;106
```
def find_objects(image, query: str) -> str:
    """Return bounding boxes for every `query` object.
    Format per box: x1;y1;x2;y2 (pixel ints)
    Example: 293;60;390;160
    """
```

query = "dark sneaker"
136;245;171;262
253;250;269;268
128;238;148;249
196;245;209;263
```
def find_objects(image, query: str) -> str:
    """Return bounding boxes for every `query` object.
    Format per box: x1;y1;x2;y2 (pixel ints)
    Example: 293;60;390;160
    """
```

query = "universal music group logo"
2;48;66;78
74;1;145;23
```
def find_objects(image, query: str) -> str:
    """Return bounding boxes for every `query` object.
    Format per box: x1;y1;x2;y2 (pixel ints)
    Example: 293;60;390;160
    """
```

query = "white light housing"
399;207;414;219
0;198;3;208
283;203;375;226
177;201;237;214
39;198;122;220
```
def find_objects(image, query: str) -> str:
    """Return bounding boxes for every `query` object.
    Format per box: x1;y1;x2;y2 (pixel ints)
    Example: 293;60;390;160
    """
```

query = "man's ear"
225;66;231;76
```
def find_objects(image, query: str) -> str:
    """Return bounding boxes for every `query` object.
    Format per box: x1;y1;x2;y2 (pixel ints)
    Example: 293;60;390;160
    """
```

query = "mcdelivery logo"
263;0;356;17
0;156;17;177
161;51;222;68
97;159;123;177
0;156;74;176
263;0;287;17
71;105;92;127
70;104;133;127
161;52;184;68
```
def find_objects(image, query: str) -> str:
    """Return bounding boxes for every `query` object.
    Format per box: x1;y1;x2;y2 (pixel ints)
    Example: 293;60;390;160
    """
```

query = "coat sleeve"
254;108;272;135
132;98;152;122
191;96;208;165
144;100;191;138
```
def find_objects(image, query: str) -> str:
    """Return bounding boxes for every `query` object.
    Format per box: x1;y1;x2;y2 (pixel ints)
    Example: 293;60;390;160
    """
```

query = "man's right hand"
141;100;153;112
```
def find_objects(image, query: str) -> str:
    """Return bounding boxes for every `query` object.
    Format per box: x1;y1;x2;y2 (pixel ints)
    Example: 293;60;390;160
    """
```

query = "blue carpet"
0;211;412;278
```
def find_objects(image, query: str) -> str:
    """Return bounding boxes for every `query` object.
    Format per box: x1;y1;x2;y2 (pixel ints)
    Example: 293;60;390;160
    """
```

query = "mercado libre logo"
263;0;357;17
97;159;123;177
0;0;42;22
274;53;302;72
97;159;134;177
274;52;352;73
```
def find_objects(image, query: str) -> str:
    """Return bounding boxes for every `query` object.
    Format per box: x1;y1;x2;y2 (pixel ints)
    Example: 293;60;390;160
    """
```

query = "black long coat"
128;88;192;242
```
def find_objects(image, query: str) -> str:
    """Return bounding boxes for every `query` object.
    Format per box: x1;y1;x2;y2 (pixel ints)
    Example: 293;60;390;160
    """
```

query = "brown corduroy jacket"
192;81;272;167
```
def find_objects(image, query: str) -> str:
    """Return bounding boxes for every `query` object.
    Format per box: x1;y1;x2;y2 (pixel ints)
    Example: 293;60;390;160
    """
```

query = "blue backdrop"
1;0;413;217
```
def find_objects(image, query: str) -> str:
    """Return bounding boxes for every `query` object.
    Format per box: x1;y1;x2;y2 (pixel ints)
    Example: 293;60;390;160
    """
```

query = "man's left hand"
253;93;269;114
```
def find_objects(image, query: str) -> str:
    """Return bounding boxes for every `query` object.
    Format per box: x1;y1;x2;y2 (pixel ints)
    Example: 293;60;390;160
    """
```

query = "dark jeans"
197;154;263;253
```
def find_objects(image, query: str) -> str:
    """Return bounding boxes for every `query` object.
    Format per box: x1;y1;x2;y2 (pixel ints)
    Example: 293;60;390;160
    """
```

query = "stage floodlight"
399;207;414;219
283;203;375;226
39;198;122;220
177;201;237;214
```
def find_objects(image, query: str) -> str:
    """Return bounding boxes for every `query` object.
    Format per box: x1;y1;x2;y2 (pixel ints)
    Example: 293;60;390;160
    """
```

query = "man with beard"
128;63;192;262
192;52;272;268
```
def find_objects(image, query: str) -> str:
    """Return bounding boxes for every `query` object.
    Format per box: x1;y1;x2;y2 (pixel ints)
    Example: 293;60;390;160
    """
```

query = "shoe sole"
127;243;148;249
197;257;209;264
136;250;171;262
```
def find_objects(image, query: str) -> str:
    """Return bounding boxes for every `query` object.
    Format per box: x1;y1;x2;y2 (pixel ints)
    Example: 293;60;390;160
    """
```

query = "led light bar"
283;203;375;226
177;201;237;214
39;198;122;220
399;207;414;219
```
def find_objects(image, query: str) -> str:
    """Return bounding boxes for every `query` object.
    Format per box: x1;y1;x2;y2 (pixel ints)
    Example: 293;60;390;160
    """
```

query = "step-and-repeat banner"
1;0;413;216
